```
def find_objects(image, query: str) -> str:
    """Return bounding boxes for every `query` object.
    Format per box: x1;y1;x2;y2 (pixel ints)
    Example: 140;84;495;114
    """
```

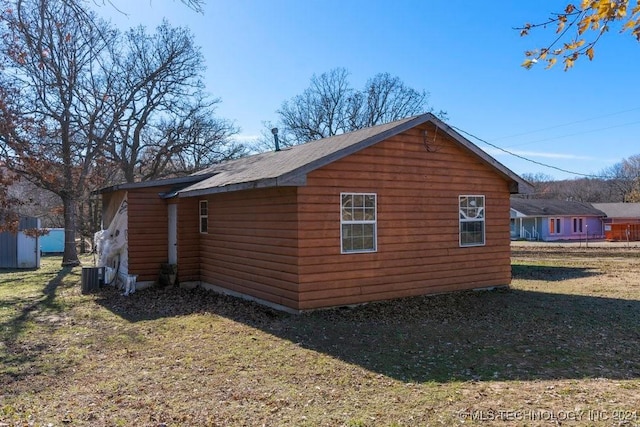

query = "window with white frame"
572;217;584;233
341;193;377;253
549;217;561;234
199;200;208;233
459;195;485;247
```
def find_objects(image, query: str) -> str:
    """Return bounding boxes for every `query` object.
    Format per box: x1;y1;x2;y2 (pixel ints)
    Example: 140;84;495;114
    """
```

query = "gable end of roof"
178;113;530;197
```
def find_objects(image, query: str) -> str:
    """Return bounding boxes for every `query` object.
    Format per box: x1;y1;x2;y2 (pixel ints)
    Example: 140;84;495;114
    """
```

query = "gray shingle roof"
511;198;606;217
591;203;640;219
178;113;529;198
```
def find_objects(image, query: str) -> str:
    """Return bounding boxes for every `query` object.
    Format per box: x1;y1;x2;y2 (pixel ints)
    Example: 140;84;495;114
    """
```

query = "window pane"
461;221;484;245
353;194;364;208
341;195;353;221
342;194;352;208
352;223;364;239
363;224;375;250
342;223;375;252
341;224;352;252
365;195;375;208
200;217;208;233
364;207;375;221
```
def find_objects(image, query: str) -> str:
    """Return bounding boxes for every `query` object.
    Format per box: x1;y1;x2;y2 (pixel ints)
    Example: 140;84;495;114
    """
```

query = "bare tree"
355;72;444;128
269;68;443;147
86;0;205;13
278;68;354;145
0;0;118;265
602;155;640;202
620;154;640;202
0;166;22;233
146;105;244;178
517;172;555;199
4;174;64;227
100;21;241;183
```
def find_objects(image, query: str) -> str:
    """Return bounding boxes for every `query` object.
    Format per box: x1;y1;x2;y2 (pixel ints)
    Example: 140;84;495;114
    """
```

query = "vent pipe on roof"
271;127;280;151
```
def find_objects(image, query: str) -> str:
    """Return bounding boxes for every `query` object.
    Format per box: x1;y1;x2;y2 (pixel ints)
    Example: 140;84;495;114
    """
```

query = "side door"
168;203;178;264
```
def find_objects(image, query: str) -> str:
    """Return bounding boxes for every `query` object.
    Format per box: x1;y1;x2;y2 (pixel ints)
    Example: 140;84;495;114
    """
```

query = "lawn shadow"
511;264;598;281
95;276;640;384
0;266;73;379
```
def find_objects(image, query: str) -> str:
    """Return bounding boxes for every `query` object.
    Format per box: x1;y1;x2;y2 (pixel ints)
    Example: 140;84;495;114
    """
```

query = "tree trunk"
62;195;80;267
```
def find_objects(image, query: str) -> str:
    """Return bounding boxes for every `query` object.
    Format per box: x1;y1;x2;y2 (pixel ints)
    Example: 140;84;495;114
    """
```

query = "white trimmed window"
459;195;485;247
572;217;584;233
199;200;208;233
341;193;377;253
549;217;561;234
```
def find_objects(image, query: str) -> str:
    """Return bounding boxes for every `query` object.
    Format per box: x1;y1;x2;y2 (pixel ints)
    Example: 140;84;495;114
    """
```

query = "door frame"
168;203;178;264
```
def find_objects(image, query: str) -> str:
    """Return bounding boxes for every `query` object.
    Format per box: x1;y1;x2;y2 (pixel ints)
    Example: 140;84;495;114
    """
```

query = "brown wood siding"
177;198;200;282
127;186;171;282
296;124;512;310
199;187;300;309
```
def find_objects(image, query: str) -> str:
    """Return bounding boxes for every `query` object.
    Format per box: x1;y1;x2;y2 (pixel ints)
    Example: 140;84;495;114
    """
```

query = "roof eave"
178;113;531;197
95;173;215;195
178;175;307;198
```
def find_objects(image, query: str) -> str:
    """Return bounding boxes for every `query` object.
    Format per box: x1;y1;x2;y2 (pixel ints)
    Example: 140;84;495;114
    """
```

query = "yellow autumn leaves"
520;0;640;70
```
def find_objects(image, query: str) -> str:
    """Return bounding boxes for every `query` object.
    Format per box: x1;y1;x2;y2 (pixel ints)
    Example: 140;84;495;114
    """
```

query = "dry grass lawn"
1;246;640;426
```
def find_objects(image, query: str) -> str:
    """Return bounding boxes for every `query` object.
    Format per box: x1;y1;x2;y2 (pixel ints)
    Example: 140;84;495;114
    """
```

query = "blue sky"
96;1;640;180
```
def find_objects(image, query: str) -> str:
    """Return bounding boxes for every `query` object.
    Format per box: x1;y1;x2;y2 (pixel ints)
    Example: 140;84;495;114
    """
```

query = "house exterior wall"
604;218;640;224
176;198;200;282
198;187;300;309
0;229;18;268
605;223;640;241
126;186;172;282
102;123;517;310
295;124;512;310
40;228;65;253
538;215;603;241
0;217;40;269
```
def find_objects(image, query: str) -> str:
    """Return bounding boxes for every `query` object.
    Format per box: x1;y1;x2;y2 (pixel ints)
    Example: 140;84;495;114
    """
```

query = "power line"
452;125;608;179
490;106;640;142
505;119;640;148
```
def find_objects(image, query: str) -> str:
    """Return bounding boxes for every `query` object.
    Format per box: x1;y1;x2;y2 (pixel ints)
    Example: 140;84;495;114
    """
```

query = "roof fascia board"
96;173;214;194
178;177;303;198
